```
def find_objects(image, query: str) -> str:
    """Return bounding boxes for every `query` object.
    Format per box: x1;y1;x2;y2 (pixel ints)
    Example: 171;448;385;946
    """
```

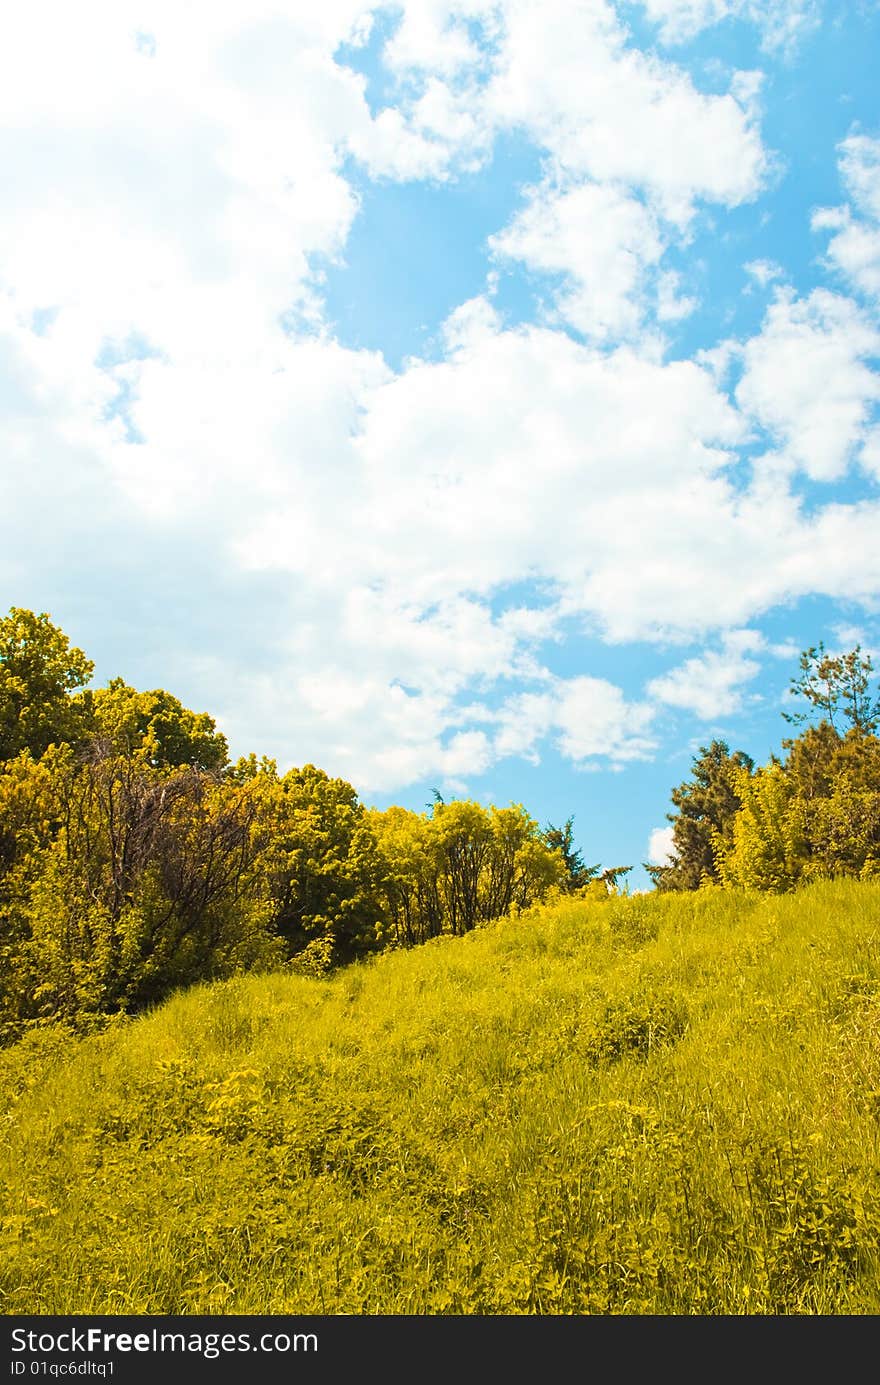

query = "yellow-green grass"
3;880;880;1314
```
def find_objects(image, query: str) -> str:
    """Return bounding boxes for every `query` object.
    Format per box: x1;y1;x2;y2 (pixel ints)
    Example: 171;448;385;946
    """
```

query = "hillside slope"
3;881;880;1314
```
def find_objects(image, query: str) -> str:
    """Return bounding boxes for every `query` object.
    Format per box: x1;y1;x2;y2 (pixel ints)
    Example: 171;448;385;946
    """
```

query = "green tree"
778;724;880;883
483;804;566;917
542;817;600;892
257;763;388;971
0;608;94;762
783;722;880;801
799;779;880;881
648;740;754;891
370;799;566;944
431;799;565;934
715;763;808;892
76;679;228;772
0;751;59;1036
0;743;278;1026
369;805;444;947
784;642;880;735
599;865;633;893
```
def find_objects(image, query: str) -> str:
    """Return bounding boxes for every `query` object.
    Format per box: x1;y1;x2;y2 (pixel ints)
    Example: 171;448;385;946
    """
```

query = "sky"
2;0;879;887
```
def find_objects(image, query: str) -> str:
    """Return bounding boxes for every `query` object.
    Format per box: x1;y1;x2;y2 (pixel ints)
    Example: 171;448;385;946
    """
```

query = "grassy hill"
3;880;880;1315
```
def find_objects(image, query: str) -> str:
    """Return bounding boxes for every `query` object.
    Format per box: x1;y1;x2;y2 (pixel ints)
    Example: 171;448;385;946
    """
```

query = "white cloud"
2;0;879;802
221;663;491;793
647;824;676;866
8;270;880;790
639;0;731;42
493;692;557;762
814;213;880;302
647;629;763;719
734;288;880;480
472;0;767;348
483;0;768;223
347;105;458;181
0;0;773;531
493;677;657;768
813;133;880;302
382;1;493;76
637;0;820;52
745;258;784;289
555;677;657;763
831;624;880;662
839;132;880;223
766;639;800;660
490;181;666;343
860;429;880;483
656;270;698;322
350;0;772;220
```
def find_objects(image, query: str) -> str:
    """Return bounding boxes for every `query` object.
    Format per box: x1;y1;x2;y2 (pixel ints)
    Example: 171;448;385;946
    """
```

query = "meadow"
3;879;880;1315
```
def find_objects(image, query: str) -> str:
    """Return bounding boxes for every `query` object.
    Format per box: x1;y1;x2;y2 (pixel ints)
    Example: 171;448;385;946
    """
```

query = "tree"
783;642;880;736
783;722;880;801
370;799;566;945
0;750;59;1035
599;865;633;893
369;805;443;947
257;763;388;971
76;679;229;773
542;817;600;892
483;804;566;916
715;763;807;892
648;740;754;891
799;779;880;882
430;799;565;933
430;798;494;935
0;742;278;1025
0;608;94;762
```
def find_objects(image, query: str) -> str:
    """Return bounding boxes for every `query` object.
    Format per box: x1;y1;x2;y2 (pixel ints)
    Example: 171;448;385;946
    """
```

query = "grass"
3;879;880;1314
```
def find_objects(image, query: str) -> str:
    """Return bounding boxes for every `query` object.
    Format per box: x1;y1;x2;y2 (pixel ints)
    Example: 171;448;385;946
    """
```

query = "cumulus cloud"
838;131;880;222
493;677;657;768
1;0;879;801
647;630;764;719
490;181;667;343
647;824;676;866
745;258;784;289
483;0;768;223
637;0;820;52
734;288;880;480
813;132;880;303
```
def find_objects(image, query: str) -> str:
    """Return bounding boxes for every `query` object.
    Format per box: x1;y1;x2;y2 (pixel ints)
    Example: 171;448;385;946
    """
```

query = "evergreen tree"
542;817;600;892
648;740;754;890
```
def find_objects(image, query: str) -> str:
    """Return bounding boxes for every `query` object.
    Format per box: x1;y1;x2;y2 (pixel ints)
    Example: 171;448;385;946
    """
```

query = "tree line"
648;642;880;892
5;606;876;1039
0;608;607;1038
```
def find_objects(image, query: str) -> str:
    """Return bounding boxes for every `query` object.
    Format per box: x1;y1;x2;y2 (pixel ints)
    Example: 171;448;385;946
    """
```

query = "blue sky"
2;0;880;886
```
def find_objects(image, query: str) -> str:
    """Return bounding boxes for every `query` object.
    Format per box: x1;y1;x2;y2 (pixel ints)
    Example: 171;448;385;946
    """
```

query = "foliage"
433;799;565;931
784;642;880;735
0;608;93;762
368;805;443;947
370;799;566;945
647;740;754;891
76;678;229;772
541;817;600;892
0;610;591;1018
784;723;880;799
648;645;880;896
715;764;808;892
255;762;389;972
0;743;279;1029
709;649;880;893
